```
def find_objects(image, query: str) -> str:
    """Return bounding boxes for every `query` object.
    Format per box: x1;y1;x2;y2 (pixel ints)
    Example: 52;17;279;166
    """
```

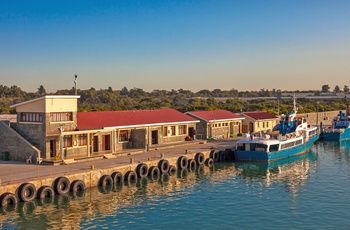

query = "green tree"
37;85;46;96
333;85;340;94
321;85;330;93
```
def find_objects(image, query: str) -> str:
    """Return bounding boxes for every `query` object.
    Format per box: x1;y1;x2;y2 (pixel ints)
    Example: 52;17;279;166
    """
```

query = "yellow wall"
45;98;78;112
15;96;79;113
16;99;45;112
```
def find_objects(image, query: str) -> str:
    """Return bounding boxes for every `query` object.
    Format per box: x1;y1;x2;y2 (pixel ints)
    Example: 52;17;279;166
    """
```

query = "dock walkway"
0;139;238;186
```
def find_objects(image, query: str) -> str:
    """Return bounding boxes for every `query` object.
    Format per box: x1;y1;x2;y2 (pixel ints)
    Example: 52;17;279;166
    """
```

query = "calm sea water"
1;140;350;229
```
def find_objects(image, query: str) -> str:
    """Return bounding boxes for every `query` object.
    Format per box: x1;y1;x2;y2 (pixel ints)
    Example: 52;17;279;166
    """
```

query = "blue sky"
0;0;349;93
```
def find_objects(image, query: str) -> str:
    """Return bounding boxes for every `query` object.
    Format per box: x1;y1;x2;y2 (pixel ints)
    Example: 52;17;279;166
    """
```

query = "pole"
316;102;319;128
74;75;77;95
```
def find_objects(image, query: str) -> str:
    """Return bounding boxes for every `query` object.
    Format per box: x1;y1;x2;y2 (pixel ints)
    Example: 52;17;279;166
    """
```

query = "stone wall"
299;110;339;126
0;121;40;162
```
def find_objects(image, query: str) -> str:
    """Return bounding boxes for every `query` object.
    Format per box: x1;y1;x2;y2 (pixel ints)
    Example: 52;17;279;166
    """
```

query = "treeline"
1;85;350;115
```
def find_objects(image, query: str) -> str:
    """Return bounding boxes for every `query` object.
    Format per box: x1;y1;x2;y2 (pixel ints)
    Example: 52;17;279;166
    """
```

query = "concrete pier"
0;139;237;199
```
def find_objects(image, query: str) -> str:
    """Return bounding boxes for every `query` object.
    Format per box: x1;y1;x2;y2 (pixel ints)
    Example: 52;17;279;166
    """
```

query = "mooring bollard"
185;149;188;154
161;153;164;159
148;157;151;161
91;164;94;170
130;157;134;163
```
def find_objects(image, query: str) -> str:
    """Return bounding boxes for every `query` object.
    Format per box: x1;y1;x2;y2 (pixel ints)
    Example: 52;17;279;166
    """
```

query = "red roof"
242;111;278;120
186;110;244;122
77;109;198;130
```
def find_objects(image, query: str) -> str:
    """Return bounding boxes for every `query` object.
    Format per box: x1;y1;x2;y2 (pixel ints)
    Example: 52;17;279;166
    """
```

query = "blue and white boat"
321;109;350;141
235;97;319;162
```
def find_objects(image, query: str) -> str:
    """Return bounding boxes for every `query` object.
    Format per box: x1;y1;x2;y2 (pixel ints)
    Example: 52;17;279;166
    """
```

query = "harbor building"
185;110;244;139
1;95;199;163
240;111;279;133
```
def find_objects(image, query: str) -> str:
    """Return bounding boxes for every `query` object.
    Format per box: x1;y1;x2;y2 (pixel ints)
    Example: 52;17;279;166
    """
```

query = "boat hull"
234;134;319;162
321;128;350;141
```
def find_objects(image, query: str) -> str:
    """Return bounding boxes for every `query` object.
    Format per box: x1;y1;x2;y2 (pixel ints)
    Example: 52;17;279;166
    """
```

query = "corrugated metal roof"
186;110;244;122
77;109;199;130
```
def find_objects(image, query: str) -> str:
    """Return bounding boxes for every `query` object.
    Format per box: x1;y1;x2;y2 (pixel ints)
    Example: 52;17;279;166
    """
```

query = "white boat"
235;96;319;162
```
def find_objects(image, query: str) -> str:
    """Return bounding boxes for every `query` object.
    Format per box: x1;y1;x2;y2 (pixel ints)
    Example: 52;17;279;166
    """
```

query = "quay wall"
0;149;215;198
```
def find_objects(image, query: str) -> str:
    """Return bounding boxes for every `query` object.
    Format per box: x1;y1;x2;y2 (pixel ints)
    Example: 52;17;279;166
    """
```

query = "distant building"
185;110;244;139
240;111;279;133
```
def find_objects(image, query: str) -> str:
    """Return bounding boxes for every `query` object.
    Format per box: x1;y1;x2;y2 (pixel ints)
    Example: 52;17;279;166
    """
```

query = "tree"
37;85;46;96
321;85;330;93
344;85;349;94
120;86;129;96
333;85;340;94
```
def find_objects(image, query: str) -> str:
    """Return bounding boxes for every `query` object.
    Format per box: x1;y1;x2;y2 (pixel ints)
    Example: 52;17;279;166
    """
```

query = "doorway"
152;130;158;144
102;135;111;151
93;136;99;152
50;140;56;158
188;127;194;139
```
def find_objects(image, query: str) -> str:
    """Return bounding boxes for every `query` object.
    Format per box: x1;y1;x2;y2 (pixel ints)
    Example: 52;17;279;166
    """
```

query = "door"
102;135;111;151
50;140;56;157
93;136;99;152
152;130;158;144
188;127;194;139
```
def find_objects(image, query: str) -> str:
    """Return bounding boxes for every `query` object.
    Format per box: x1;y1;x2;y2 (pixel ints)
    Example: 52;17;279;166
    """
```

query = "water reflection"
318;140;350;163
0;155;320;229
234;152;318;195
0;164;234;229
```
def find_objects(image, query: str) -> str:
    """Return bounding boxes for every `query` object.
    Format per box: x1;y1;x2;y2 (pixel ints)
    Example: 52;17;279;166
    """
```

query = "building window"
178;125;186;135
63;135;72;148
78;134;87;146
50;112;73;122
263;122;265;128
20;112;42;122
119;130;129;142
225;123;228;126
163;127;168;136
170;126;176;136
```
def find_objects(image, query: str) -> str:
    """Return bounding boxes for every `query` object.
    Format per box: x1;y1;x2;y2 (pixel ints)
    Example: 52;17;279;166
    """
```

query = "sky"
0;0;349;93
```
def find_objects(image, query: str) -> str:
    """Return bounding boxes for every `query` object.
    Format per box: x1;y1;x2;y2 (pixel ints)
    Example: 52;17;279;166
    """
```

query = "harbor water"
1;140;350;229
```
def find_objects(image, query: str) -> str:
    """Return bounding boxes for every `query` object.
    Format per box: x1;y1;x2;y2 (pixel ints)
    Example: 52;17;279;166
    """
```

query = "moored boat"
235;96;319;162
321;108;350;141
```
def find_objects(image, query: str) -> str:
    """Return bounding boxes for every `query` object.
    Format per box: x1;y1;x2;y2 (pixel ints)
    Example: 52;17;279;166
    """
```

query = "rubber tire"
124;171;138;185
158;159;170;174
205;158;214;167
195;152;205;165
18;183;37;202
168;165;177;176
70;180;86;192
54;177;71;195
0;193;18;207
188;159;196;171
225;149;233;160
210;150;220;162
177;156;188;169
219;151;227;162
37;186;55;199
99;175;113;187
111;172;124;185
136;163;149;178
148;166;160;180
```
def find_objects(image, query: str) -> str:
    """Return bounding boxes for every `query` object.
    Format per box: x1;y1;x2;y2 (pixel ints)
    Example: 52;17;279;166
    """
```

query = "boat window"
237;143;245;151
251;143;267;152
269;144;279;152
